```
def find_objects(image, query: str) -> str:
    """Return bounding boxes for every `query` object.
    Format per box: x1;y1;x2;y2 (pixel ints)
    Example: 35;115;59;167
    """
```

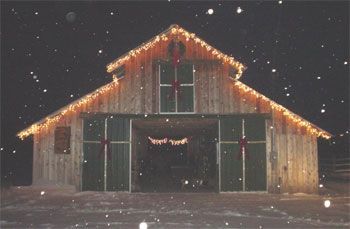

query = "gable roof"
106;24;246;80
17;24;332;140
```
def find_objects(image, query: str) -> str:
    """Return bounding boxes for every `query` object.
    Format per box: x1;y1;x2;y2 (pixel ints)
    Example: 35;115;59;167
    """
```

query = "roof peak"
106;24;246;80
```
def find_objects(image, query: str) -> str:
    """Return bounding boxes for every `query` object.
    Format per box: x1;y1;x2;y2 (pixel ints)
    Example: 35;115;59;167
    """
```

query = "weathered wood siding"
32;33;319;193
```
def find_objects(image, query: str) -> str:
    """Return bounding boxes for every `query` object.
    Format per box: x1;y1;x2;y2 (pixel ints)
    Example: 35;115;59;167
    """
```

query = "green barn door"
219;116;267;192
244;116;267;191
82;116;130;191
82;118;105;191
106;117;130;191
219;117;243;191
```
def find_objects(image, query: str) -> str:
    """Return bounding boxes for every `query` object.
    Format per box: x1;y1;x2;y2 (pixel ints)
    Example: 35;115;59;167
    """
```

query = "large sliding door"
82;116;130;191
219;115;267;192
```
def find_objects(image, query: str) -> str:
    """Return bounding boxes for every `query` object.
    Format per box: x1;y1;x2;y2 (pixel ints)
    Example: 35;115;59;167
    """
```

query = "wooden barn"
18;24;331;194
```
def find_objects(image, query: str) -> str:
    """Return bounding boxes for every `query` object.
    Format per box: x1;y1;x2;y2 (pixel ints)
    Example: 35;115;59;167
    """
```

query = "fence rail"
319;157;350;175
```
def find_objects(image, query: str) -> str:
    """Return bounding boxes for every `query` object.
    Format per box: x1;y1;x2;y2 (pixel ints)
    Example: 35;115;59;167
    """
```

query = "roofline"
17;78;332;140
106;24;247;80
232;80;332;139
16;24;332;140
16;79;120;139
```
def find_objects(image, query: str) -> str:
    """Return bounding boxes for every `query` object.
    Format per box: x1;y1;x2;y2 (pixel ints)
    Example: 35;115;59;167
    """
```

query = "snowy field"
1;184;349;228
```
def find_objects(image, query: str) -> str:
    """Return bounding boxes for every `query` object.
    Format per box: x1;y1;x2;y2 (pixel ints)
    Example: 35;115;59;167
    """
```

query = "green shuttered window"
159;62;194;113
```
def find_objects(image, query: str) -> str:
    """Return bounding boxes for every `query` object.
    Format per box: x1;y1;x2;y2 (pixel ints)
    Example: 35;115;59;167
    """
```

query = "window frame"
158;63;195;114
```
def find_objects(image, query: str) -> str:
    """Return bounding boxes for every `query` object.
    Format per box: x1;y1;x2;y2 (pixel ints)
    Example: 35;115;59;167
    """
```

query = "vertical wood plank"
144;48;152;114
265;119;272;192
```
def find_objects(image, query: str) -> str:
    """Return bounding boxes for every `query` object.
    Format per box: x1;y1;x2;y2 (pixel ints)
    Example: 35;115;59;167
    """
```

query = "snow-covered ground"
1;184;349;228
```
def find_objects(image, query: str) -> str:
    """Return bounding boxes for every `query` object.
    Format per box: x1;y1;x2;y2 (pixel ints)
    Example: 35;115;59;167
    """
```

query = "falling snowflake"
272;68;276;73
139;222;148;229
344;61;348;65
324;200;331;208
43;89;47;93
321;109;326;113
236;7;243;14
40;191;45;196
319;184;324;188
317;76;321;80
12;150;16;154
98;49;103;54
105;214;109;218
207;9;214;15
278;0;283;4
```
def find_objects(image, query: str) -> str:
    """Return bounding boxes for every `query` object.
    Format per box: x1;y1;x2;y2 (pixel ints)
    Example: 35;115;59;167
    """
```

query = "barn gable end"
18;24;331;194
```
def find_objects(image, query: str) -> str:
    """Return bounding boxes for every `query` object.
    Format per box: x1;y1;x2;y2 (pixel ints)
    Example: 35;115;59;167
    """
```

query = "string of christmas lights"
148;137;189;145
233;80;331;139
17;79;119;140
106;24;246;80
16;25;331;140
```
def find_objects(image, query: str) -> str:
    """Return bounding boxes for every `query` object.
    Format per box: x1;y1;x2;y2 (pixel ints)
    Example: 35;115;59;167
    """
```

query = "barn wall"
267;110;319;194
32;110;83;188
32;32;319;193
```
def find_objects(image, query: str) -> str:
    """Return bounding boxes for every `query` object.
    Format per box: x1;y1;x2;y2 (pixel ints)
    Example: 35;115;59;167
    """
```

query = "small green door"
82;116;130;191
219;116;266;192
82;118;105;191
106;117;130;191
244;116;267;191
219;117;243;191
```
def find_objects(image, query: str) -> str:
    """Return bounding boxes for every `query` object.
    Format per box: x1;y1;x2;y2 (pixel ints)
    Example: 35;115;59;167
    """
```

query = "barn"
17;24;331;194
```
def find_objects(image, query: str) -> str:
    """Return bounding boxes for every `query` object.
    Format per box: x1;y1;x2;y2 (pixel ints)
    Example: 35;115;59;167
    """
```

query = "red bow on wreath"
168;80;181;100
237;136;249;160
99;138;112;160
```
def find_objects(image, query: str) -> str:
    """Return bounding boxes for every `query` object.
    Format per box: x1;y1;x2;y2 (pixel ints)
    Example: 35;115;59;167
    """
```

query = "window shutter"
177;63;194;112
160;63;176;112
54;126;71;154
159;62;194;113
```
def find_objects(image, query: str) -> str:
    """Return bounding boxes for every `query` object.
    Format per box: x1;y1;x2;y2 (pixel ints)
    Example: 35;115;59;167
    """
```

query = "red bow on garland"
237;136;249;160
99;139;112;160
168;80;181;100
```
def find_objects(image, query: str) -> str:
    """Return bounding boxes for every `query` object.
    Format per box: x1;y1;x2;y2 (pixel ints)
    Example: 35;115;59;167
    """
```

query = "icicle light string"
17;25;331;140
17;79;119;140
233;80;331;139
106;25;246;80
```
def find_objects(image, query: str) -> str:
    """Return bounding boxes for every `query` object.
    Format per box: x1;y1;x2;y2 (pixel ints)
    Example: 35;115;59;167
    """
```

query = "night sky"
1;1;349;185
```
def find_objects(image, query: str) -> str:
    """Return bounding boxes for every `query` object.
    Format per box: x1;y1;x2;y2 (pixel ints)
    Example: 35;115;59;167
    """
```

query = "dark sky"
1;1;349;184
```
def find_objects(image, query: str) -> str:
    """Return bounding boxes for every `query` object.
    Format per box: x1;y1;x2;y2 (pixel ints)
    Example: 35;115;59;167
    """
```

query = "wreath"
167;40;186;58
